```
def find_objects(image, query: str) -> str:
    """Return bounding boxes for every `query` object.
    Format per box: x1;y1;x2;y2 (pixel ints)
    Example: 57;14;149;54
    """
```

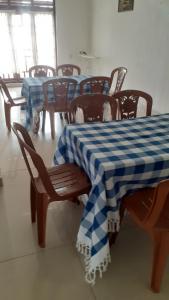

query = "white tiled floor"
0;88;169;299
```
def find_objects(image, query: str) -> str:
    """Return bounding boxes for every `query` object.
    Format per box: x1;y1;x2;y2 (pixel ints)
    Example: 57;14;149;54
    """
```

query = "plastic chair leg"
49;111;55;139
30;180;36;223
4;102;11;131
151;232;168;293
42;109;46;132
36;194;49;248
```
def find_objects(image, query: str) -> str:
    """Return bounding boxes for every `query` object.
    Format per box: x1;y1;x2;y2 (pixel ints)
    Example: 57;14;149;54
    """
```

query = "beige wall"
91;0;169;113
55;0;92;74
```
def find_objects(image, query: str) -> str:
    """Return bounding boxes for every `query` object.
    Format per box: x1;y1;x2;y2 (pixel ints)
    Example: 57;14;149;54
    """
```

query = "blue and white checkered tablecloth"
21;75;110;129
54;113;169;284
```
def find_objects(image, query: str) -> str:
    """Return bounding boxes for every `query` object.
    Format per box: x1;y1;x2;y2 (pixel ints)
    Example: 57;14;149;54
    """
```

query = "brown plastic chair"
120;179;169;292
110;67;127;94
70;94;117;123
56;64;81;76
0;77;27;131
80;76;111;95
113;90;153;119
12;122;91;248
29;65;56;129
29;65;56;78
43;78;77;139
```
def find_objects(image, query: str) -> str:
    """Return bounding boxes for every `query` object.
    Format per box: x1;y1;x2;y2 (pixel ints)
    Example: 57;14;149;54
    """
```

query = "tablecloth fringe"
77;241;91;257
76;241;111;285
108;219;120;232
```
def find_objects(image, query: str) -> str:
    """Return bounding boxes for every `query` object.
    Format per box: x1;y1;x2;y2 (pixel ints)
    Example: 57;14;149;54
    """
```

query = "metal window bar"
0;1;53;12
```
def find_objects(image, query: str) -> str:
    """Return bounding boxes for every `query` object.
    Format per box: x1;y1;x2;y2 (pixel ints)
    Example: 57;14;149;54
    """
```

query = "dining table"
53;113;169;284
21;75;110;132
21;75;88;131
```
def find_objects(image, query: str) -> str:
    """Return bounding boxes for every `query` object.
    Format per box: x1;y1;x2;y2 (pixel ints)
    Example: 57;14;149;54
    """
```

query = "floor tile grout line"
0;244;74;265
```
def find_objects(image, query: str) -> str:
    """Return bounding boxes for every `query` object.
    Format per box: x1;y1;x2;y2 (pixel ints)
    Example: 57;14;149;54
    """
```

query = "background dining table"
54;113;169;284
21;75;90;130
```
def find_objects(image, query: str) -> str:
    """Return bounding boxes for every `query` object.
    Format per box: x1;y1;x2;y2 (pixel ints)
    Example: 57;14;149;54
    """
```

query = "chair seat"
13;97;27;106
35;163;91;199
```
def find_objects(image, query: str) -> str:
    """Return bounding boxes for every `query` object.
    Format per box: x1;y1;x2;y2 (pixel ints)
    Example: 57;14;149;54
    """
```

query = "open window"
0;0;56;82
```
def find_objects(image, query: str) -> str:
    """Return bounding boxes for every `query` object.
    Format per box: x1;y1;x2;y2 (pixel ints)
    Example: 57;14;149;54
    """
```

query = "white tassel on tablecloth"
76;241;111;285
103;102;112;121
75;107;84;123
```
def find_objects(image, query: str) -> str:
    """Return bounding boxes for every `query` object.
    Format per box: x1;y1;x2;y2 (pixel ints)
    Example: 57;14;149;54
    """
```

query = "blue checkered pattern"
21;75;110;129
54;113;169;283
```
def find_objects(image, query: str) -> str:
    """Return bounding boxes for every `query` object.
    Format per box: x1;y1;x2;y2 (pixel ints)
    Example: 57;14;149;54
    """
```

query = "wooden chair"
56;64;81;76
0;77;27;131
121;179;169;292
70;94;117;123
113;90;152;119
110;67;127;94
43;78;77;139
29;65;56;78
80;76;111;95
12;122;91;248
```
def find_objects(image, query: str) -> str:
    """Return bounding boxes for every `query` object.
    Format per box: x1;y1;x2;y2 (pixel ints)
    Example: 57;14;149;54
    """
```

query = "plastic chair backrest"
70;94;117;123
29;65;56;77
43;78;77;109
110;67;127;94
12;122;56;198
144;179;169;228
0;77;14;104
56;64;81;76
80;76;111;95
113;89;152;119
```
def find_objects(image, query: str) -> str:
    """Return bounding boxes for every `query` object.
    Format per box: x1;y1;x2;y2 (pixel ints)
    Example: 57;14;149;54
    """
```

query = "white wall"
91;0;169;113
55;0;92;74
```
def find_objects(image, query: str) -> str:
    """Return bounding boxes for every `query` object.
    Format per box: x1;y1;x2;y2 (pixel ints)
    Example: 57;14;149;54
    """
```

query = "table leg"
32;108;42;134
